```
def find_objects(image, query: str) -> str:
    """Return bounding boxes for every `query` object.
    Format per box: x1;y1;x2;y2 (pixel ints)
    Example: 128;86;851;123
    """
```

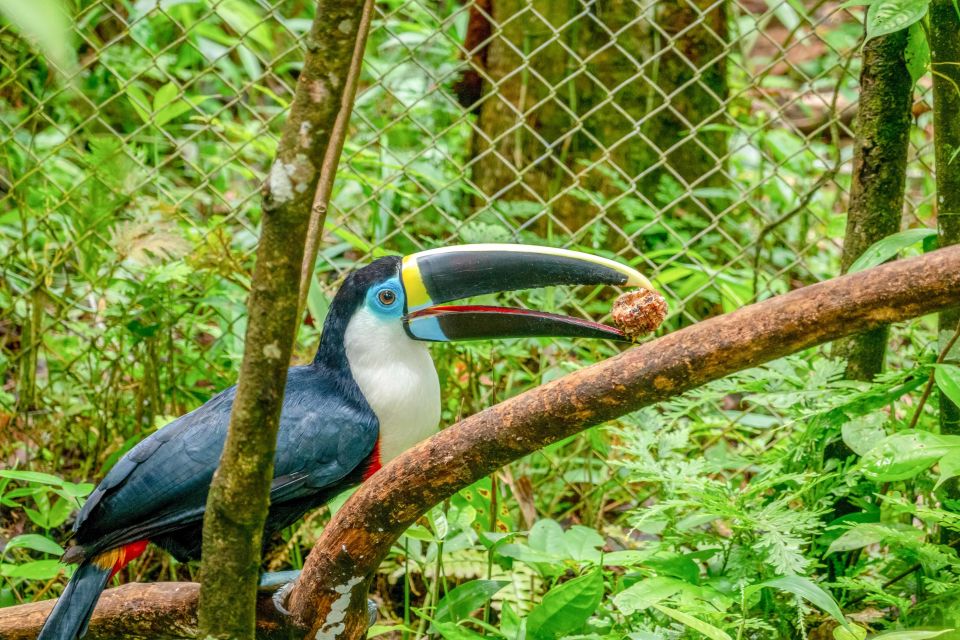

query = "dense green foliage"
1;0;958;639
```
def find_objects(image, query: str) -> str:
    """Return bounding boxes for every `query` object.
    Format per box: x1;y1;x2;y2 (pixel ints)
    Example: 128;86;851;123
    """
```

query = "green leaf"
859;431;955;481
0;559;62;580
526;569;604;640
904;22;930;84
153;82;179;112
154;101;195;127
865;0;930;41
935;364;960;407
746;575;848;628
3;534;64;556
613;576;685;614
870;631;954;639
848;228;937;273
0;470;66;486
0;0;74;72
650;604;732;640
432;621;488;640
434;580;508;624
834;624;867;640
45;497;73;529
125;85;152;124
841;414;888;456
827;523;887;554
936;449;960;490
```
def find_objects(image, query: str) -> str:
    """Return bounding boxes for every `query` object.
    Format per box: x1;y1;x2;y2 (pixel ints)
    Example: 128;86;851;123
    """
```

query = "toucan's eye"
378;289;396;306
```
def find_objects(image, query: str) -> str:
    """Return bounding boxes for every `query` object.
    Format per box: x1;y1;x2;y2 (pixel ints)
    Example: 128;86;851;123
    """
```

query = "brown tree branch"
5;246;960;639
286;245;960;639
0;583;289;640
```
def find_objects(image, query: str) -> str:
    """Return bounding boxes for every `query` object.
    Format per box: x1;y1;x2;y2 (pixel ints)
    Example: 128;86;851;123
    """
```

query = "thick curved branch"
3;246;960;639
286;245;960;639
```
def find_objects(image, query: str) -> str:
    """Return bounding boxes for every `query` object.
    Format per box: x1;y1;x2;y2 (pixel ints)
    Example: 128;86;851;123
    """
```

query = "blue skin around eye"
366;275;405;318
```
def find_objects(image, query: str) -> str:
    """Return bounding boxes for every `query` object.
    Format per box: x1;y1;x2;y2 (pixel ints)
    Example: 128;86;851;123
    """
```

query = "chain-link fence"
0;0;936;469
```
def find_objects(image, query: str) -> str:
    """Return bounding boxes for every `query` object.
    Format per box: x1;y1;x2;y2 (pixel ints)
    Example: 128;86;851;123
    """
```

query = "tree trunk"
195;1;370;638
834;28;912;381
470;0;727;233
930;0;960;530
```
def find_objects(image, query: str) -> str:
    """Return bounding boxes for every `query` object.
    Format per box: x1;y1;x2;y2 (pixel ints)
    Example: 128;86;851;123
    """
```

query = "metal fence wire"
0;1;936;464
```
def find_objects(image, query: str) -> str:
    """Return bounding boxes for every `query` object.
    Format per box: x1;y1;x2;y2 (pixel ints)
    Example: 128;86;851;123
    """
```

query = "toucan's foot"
258;570;377;628
367;598;378;627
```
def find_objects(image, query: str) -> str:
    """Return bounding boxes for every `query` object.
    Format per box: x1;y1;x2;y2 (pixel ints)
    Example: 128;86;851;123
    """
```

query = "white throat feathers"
343;306;441;463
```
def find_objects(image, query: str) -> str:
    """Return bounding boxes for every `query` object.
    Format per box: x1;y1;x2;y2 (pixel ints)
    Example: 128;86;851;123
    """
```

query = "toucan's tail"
36;560;111;640
37;541;148;640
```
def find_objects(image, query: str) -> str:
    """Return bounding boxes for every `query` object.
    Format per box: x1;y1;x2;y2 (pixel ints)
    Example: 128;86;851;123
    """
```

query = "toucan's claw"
259;570;377;629
272;580;294;617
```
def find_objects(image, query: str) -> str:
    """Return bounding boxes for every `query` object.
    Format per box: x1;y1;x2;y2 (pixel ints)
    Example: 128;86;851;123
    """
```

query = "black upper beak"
400;244;653;342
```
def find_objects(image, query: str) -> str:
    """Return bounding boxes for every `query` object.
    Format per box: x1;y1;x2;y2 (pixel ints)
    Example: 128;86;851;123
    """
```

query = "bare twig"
296;0;376;322
907;318;960;429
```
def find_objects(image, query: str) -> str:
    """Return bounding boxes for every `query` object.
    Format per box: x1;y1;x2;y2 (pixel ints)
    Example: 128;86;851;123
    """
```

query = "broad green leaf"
841;414;888;456
827;523;888;554
58;482;94;499
904;22;930;84
3;534;64;556
936;449;960;489
848;228;937;273
154;101;197;127
0;0;74;72
432;621;488;640
834;624;868;640
501;601;522;640
526;569;604;640
528;519;566;555
859;431;955;481
125;85;152;124
746;575;848;628
1;559;62;580
0;470;66;486
935;364;960;407
650;604;732;640
562;526;604;563
434;580;508;624
865;0;930;42
602;549;656;567
613;576;685;614
870;631;954;639
45;498;73;529
153;82;179;112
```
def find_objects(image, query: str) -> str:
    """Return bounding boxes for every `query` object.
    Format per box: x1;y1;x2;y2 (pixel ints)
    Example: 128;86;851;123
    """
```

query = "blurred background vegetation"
2;0;959;638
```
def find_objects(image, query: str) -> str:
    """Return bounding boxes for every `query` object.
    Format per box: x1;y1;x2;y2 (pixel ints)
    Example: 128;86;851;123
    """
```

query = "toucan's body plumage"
37;246;652;639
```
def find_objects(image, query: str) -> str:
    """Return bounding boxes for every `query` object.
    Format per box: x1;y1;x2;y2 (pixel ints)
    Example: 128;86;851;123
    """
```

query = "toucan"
37;244;651;639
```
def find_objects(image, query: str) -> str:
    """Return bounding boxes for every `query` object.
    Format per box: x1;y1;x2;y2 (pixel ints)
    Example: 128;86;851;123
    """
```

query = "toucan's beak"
400;244;653;342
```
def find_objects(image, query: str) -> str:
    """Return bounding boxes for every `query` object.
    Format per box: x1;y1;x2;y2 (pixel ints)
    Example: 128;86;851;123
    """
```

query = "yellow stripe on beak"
401;255;433;311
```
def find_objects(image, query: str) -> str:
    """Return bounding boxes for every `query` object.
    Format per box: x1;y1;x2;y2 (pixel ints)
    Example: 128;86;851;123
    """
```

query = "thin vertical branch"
196;2;370;638
297;0;376;322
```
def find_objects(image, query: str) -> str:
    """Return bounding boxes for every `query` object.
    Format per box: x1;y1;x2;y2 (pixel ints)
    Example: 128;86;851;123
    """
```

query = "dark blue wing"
73;365;378;553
